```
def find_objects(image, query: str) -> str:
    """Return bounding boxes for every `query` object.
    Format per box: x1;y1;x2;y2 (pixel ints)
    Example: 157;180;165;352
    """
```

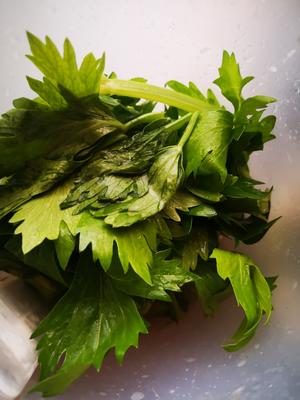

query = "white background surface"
1;1;300;399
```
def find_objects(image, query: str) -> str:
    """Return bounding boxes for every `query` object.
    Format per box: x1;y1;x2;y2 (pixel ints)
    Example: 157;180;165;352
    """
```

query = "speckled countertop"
1;1;300;399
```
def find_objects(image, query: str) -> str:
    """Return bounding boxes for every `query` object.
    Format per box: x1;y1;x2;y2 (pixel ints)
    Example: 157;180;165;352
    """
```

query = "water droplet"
131;392;145;400
184;357;196;363
232;386;245;397
283;49;296;63
237;359;247;367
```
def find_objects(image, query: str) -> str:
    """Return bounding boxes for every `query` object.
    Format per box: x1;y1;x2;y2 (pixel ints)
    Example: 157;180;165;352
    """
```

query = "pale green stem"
164;113;192;132
100;78;218;113
178;112;199;148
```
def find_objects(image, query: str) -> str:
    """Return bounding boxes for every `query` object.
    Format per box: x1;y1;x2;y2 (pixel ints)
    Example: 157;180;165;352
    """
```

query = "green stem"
100;78;218;113
124;112;165;131
178;112;199;148
164;112;192;132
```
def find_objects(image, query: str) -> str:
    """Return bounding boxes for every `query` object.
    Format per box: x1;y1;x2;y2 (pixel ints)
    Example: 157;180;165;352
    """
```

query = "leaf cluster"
0;36;278;396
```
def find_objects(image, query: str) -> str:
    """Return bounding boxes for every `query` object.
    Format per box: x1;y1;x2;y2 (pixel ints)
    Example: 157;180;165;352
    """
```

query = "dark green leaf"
0;95;124;218
92;113;199;227
187;176;223;203
194;268;229;315
5;236;66;285
223;177;270;200
31;252;147;396
182;224;218;269
217;214;279;245
60;116;188;212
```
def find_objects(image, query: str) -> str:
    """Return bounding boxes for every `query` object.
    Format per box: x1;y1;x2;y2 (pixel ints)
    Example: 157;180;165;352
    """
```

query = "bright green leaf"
9;181;80;253
188;203;217;217
76;212;157;284
210;248;272;351
214;50;253;110
166;80;220;106
26;32;105;99
54;221;76;270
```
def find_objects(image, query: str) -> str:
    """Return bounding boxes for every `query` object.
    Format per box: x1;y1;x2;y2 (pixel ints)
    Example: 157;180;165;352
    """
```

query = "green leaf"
235;96;276;124
0;248;63;302
163;191;202;221
166;80;220;106
5;236;66;285
167;80;195;97
214;50;253;110
63;174;149;214
76;212;157;284
60;116;188;212
93;146;183;227
109;250;194;302
9;181;80;253
92;113;199;227
240;217;280;245
187;179;223;203
219;194;271;215
210;248;272;351
223;177;270;200
54;221;76;270
182;224;218;269
31;252;147;396
266;276;278;292
0;95;123;210
26;32;105;99
188;203;217;217
194;268;229;315
0;157;81;220
8;178;157;284
184;110;233;182
26;76;67;110
217;213;279;245
233;96;276;140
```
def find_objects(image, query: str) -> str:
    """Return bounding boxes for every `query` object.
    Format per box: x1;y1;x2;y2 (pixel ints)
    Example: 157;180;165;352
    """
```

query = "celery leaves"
0;33;278;397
